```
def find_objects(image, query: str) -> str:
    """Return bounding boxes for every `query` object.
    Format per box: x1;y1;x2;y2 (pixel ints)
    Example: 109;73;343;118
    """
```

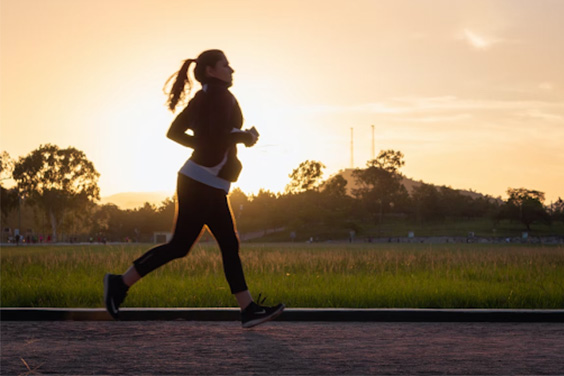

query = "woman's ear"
205;65;215;78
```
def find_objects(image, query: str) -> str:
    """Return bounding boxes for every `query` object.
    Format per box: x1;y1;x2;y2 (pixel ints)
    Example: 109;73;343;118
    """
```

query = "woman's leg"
131;226;203;279
206;191;250;308
105;175;207;319
206;191;286;327
234;290;253;310
122;265;141;287
131;175;207;279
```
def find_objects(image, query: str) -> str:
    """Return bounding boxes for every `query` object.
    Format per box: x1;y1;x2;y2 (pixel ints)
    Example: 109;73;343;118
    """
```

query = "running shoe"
104;274;128;320
241;295;285;328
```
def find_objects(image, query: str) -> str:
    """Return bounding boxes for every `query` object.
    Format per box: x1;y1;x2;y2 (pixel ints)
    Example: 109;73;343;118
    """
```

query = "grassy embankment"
1;243;563;309
257;218;564;242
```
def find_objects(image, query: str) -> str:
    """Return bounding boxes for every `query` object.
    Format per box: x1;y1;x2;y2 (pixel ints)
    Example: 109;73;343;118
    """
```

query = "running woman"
104;49;284;328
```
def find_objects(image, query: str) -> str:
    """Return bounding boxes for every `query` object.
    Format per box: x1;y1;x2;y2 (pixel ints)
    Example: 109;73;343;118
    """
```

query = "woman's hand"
243;127;259;147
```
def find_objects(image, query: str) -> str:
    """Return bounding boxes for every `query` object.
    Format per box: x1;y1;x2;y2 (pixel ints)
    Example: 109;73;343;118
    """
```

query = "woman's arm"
166;107;197;148
230;128;258;147
206;90;258;147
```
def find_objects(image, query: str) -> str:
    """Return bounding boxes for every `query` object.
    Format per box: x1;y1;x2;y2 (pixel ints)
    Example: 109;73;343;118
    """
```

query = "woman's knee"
166;238;191;259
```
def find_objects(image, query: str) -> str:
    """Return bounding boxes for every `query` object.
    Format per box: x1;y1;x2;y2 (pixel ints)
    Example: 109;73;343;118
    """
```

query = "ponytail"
164;59;196;112
163;50;227;112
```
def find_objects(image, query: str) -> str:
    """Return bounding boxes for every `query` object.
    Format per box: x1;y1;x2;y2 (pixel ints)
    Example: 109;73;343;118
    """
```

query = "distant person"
104;49;284;328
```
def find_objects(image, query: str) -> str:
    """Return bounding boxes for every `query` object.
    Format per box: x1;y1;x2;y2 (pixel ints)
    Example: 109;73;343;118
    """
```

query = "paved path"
3;308;563;322
2;321;564;375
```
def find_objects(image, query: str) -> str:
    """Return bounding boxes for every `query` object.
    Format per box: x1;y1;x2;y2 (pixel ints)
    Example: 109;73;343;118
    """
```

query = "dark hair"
164;49;226;112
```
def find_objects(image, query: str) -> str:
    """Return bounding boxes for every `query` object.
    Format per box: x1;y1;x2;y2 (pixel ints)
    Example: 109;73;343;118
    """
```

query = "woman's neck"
204;76;232;88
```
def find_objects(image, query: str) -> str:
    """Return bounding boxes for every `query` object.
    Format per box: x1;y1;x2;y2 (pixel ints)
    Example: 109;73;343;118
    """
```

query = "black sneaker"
241;296;285;328
104;274;128;320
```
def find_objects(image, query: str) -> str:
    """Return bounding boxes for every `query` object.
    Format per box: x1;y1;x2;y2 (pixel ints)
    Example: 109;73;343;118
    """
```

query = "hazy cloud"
389;114;473;123
538;82;554;91
517;109;564;122
460;28;502;50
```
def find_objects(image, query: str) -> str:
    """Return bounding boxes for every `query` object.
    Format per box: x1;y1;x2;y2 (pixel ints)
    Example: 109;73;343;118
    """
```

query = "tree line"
1;145;562;243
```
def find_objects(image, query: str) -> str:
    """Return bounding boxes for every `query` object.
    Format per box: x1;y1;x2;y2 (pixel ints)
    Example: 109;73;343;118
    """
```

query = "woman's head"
195;50;234;85
164;49;234;112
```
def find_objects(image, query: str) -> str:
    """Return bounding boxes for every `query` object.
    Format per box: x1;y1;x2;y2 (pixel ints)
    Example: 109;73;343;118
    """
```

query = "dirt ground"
2;321;564;375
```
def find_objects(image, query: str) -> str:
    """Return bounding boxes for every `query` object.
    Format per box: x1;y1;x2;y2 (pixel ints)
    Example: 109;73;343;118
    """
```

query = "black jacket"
167;79;253;182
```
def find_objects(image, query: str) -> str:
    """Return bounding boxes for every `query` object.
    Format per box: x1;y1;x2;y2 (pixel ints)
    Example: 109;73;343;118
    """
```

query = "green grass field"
1;242;563;309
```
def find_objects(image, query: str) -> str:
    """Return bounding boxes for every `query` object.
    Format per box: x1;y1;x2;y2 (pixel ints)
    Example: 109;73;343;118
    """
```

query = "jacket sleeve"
229;130;255;145
205;90;253;146
166;103;198;148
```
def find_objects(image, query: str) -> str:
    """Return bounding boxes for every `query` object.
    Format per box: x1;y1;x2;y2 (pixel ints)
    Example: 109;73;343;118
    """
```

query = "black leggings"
133;174;248;294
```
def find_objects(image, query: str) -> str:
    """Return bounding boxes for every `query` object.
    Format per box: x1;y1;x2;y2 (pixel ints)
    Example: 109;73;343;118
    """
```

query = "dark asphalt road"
2;321;564;375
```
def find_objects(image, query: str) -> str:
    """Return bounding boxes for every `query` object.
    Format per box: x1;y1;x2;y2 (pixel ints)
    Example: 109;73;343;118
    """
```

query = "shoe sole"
242;304;285;329
103;274;119;320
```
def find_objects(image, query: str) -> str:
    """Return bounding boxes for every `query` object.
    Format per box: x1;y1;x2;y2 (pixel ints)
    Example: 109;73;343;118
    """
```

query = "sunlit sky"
1;0;563;203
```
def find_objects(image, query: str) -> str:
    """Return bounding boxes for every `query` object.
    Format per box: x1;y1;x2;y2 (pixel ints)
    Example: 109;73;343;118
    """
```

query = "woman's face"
206;55;234;84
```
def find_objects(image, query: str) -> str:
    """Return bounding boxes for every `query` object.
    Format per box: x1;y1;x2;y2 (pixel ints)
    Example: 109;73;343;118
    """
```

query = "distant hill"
100;170;496;210
336;168;496;201
100;191;173;210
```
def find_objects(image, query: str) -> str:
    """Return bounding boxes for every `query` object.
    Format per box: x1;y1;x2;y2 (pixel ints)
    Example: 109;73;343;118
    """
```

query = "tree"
155;196;176;232
322;175;348;197
286;160;326;193
13;144;100;241
319;174;354;231
0;151;19;221
0;151;15;185
500;188;550;231
92;203;120;240
411;182;443;221
0;186;19;222
244;189;281;233
352;150;409;223
549;198;564;223
369;149;405;173
228;187;249;225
